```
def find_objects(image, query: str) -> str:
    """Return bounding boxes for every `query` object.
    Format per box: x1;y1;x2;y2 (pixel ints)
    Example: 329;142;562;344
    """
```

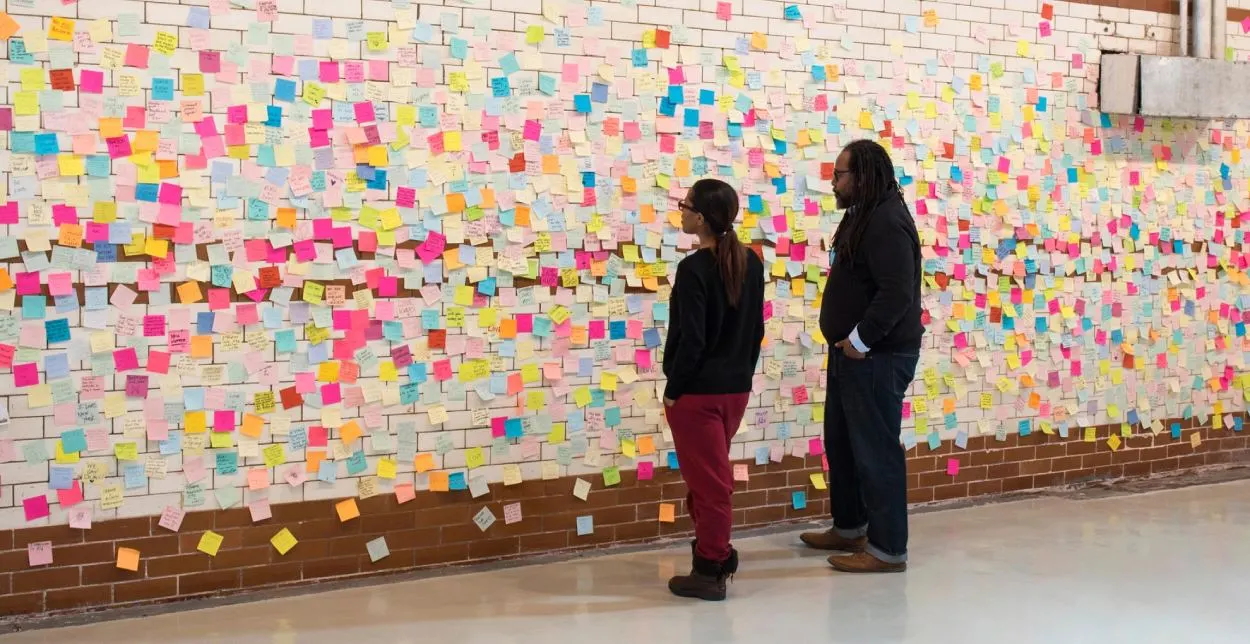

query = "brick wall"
3;417;1247;619
1;0;1249;620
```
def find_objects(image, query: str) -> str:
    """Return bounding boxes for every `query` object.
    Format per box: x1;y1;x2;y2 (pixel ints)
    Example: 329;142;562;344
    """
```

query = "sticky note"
658;503;676;523
336;498;360;522
270;528;298;555
116;547;140;571
197;531;224;557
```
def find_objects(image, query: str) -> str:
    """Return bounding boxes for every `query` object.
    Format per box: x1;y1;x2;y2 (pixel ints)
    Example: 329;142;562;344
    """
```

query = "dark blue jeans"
824;350;919;563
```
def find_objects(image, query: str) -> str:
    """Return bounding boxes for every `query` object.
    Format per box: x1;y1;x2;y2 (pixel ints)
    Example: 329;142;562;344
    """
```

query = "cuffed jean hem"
835;524;868;539
866;542;908;564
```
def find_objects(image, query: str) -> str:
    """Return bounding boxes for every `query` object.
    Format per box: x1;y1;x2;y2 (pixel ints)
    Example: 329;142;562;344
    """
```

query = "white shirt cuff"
849;326;870;353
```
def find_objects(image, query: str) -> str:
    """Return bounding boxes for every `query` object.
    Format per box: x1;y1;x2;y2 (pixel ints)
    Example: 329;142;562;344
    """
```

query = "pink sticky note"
808;437;824;456
637;461;654;480
716;1;732;20
57;481;84;507
80;69;104;93
946;458;960;476
27;542;53;566
1242;16;1250;33
23;495;51;522
13;363;39;387
1039;21;1051;38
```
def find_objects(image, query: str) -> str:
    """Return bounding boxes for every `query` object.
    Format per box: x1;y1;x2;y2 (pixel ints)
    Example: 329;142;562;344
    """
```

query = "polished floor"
6;480;1250;644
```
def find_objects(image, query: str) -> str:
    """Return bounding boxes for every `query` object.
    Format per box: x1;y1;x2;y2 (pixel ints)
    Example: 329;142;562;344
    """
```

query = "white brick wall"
0;0;1248;531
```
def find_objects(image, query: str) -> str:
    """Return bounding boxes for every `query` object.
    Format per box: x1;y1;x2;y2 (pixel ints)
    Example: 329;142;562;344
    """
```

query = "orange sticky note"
413;452;435;473
177;281;203;303
335;498;360;522
428;471;450;492
446;193;466;213
116;547;140;571
658;503;676;523
0;12;20;40
305;450;326;474
240;414;264;439
189;335;213;358
339;421;363;445
637;435;656;455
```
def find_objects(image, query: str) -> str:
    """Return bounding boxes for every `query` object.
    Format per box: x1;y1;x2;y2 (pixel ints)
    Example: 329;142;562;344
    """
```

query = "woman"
662;178;765;601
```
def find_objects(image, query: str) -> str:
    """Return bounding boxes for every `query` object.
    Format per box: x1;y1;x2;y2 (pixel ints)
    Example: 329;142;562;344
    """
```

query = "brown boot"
668;554;728;601
799;529;867;552
828;551;906;573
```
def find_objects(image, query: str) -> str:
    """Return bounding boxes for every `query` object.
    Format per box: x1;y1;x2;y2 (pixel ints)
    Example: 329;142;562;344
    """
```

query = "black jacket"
663;248;765;400
819;196;924;353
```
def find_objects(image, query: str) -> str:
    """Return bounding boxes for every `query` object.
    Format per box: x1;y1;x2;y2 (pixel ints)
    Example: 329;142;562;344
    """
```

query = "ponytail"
688;178;748;308
715;231;747;308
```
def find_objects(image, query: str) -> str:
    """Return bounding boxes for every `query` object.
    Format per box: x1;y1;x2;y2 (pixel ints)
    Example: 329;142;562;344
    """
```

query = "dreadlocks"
832;140;907;266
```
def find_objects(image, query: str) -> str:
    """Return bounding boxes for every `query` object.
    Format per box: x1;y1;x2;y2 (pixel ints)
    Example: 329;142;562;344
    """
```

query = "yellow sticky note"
270;528;298;555
526;25;544;44
197;531;224;557
336;498;360;522
377;458;397;479
116;547;140;572
48;17;75;41
465;446;485;469
810;473;828;490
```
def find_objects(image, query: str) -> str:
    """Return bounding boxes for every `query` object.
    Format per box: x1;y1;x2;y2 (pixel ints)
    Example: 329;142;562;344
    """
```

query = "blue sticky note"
538;74;557;95
187;7;211;29
505;418;523;439
450;37;468;60
498;52;520;75
784;4;802;20
44;353;69;380
792;491;807;509
318;460;338;483
216;451;239;475
49;466;74;490
927;432;941;450
574;94;592;113
591;82;608;103
755;446;770;465
576;515;594;536
631;48;648;67
667;451;680;470
490;76;510;97
45;319;70;343
61;429;87;453
152;77;175;101
449;471;467;490
124;465;148;490
34;133;60;155
346;450;367;475
312;19;333;39
274;78;296;102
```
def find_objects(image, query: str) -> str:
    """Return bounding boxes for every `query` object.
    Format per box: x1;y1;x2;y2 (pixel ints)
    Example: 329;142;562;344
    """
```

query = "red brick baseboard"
2;418;1247;619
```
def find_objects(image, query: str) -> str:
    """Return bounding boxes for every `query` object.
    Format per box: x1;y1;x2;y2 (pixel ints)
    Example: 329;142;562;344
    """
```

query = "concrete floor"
5;479;1249;644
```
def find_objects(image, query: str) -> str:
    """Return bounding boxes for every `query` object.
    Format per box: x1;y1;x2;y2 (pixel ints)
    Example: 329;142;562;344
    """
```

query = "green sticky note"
602;466;621;487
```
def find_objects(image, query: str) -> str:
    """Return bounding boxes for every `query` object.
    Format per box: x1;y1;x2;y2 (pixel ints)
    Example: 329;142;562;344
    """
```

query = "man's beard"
835;192;850;210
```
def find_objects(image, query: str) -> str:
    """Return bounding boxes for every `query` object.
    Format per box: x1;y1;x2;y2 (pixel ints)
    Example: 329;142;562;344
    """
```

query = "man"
801;139;924;573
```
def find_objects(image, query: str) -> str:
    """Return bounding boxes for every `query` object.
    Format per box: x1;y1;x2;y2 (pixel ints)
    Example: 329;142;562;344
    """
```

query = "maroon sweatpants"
664;392;751;563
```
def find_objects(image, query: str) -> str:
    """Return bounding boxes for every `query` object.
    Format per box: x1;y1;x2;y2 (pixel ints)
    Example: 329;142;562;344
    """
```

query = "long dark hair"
833;139;906;265
689;178;747;308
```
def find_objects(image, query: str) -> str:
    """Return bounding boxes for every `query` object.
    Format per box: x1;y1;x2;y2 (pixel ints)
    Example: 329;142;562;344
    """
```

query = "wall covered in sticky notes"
0;0;1249;534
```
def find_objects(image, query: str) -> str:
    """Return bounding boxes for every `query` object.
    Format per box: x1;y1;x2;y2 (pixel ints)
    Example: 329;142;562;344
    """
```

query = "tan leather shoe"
799;529;867;552
827;551;906;573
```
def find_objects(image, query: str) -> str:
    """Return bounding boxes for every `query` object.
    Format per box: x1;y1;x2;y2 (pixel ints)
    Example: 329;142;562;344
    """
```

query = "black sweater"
663;248;765;401
819;196;925;353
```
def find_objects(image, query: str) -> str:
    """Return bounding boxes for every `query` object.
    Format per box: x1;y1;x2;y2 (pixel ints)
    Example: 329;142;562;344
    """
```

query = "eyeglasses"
677;199;697;212
833;169;853;182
